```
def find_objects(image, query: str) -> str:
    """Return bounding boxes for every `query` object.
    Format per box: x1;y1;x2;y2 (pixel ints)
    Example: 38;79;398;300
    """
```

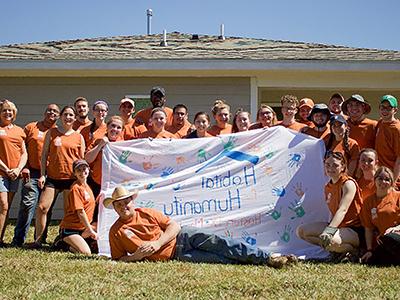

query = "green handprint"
119;150;132;164
197;149;208;163
266;207;281;220
223;136;236;151
265;151;276;159
278;225;293;243
289;200;305;219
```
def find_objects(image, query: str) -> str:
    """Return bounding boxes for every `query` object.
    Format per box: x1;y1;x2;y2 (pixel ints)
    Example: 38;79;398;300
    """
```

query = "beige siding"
1;76;250;219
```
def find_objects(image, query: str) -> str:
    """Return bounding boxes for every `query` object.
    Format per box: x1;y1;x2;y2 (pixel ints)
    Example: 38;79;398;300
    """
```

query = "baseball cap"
72;159;89;171
150;86;166;97
381;95;398;108
119;98;135;108
299;98;315;109
342;94;371;115
330;114;347;125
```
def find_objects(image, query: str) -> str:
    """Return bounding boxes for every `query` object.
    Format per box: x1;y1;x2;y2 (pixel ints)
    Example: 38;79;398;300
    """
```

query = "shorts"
45;177;75;190
350;226;366;249
55;228;98;253
60;228;84;239
0;176;20;193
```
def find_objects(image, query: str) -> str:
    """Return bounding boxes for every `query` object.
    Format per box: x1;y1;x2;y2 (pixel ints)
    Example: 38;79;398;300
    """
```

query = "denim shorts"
0;176;20;193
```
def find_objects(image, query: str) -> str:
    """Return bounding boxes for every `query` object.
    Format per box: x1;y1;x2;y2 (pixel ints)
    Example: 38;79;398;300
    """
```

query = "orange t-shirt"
165;120;192;138
275;121;306;132
375;119;400;170
139;130;177;139
134;107;173;129
73;119;92;132
302;126;331;139
60;182;95;230
360;190;400;235
347;117;377;150
298;119;314;128
80;123;107;151
109;208;176;261
325;174;363;227
323;134;360;165
207;124;233;136
124;124;147;140
46;129;84;180
0;125;26;177
24;121;55;171
357;176;376;202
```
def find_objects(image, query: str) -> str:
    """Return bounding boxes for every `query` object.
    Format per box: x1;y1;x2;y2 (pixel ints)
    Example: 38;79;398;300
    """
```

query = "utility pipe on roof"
146;9;153;35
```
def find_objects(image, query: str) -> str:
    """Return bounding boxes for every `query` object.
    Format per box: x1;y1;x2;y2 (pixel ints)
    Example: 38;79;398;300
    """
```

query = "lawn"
0;223;399;299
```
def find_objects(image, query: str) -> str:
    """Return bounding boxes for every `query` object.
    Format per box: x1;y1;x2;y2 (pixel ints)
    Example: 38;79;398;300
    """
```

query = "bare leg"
326;228;359;253
63;234;91;255
0;192;15;243
296;222;328;248
35;187;57;242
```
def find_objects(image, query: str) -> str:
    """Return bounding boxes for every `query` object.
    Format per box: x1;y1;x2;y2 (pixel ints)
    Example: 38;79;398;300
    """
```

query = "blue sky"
1;0;399;50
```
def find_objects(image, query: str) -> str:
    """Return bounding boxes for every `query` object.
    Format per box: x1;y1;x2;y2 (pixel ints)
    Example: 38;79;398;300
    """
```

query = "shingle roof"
0;32;399;61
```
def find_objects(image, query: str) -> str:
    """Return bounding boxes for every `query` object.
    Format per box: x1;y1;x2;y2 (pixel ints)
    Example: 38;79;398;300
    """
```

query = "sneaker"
25;241;42;249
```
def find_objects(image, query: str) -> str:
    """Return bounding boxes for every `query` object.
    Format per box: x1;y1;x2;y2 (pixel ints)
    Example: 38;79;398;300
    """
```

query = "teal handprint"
223;136;236;151
265;151;276;159
289;200;305;219
266;207;282;220
119;150;132;164
278;225;293;243
197;149;209;163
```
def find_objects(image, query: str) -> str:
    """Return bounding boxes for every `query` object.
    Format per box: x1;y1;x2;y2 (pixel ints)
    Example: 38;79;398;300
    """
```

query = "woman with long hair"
185;112;213;138
80;100;108;149
357;149;378;201
208;100;232;136
0;100;27;245
232;109;251;133
249;105;277;130
139;108;176;139
34;105;85;247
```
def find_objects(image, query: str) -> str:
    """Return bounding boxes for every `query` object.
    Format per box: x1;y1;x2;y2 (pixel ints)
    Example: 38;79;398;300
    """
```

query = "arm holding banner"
85;137;108;163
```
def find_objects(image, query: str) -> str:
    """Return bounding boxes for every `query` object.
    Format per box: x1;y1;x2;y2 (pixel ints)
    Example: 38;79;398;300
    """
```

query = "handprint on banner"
119;150;132;164
263;166;273;175
277;225;293;243
160;167;174;178
287;153;303;168
176;156;186;165
241;231;257;246
197;149;209;163
289;200;306;219
266;207;282;221
223;136;236;151
145;183;156;190
272;186;286;197
224;229;233;238
142;156;160;171
173;184;182;191
136;200;155;208
265;151;276;159
292;182;306;198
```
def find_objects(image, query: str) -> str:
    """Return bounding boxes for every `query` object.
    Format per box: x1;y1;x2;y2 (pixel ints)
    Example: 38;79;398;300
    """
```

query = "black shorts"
60;228;84;239
45;177;75;190
350;226;366;249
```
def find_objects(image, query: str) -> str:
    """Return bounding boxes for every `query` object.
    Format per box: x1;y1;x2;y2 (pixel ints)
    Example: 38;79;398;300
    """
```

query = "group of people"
0;86;399;267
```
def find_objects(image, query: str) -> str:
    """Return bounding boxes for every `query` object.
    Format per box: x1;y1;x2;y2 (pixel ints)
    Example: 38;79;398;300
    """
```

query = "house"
1;32;399;218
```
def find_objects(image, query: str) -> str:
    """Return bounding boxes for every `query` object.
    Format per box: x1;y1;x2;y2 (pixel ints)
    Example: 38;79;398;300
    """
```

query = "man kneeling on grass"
105;186;297;268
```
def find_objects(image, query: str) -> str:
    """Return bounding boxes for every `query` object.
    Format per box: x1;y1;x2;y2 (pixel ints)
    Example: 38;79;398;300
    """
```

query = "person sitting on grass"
105;186;297;268
296;151;364;262
55;159;97;255
360;167;400;266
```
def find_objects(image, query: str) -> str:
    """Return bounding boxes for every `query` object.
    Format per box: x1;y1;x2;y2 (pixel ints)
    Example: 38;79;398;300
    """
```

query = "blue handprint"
160;167;174;178
289;200;305;219
277;225;293;243
173;184;181;191
287;153;302;168
241;231;257;246
272;186;286;197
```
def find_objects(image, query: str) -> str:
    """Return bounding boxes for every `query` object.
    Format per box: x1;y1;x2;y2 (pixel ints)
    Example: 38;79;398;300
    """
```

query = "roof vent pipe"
146;9;153;35
160;30;168;47
218;24;225;40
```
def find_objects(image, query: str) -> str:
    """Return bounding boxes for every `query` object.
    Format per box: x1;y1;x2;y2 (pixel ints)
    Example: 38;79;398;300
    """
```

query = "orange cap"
299;98;314;109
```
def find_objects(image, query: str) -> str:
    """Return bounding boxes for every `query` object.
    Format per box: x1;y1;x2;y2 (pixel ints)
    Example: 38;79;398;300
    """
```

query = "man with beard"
73;97;92;132
134;87;173;128
165;104;192;138
12;104;60;246
302;104;332;139
342;94;377;150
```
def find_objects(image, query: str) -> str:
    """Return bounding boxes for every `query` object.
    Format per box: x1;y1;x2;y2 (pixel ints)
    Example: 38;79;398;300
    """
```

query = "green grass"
1;223;399;299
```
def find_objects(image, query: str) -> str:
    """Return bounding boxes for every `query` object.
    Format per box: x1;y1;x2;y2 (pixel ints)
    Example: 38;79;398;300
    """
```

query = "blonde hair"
0;99;18;122
107;115;125;127
211;99;230;115
280;95;299;107
257;104;278;125
232;108;251;133
374;166;395;187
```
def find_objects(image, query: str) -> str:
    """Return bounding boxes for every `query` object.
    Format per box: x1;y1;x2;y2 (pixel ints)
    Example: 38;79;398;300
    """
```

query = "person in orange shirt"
72;97;92;132
165;104;192;138
0;100;27;246
328;93;345;116
85;116;124;200
80;100;108;150
301;104;331;139
105;186;297;268
55;159;97;255
297;152;364;260
33;105;85;247
324;115;360;177
275;95;306;132
232;109;251;133
357;149;378;201
119;98;146;140
185;112;213;138
139;108;177;139
249;105;278;130
360;167;400;265
342;94;377;150
12;104;60;247
297;98;314;127
207;99;232;136
375;95;400;184
134;87;173;128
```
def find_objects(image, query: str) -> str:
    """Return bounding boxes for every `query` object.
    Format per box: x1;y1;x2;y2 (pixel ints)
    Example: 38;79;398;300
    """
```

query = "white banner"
98;127;330;258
